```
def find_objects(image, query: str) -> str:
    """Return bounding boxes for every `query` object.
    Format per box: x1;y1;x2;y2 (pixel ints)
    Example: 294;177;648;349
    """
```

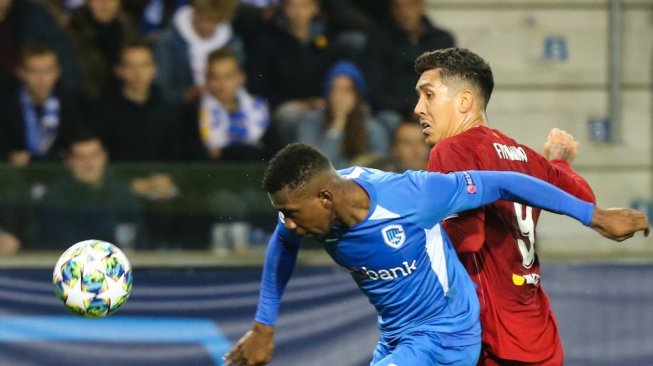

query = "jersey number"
514;203;535;269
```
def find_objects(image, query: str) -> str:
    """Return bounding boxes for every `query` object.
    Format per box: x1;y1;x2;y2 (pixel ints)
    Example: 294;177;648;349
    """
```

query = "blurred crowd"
0;0;453;253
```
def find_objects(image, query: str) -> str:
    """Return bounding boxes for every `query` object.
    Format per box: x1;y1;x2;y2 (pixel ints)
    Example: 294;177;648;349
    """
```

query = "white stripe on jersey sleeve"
424;224;449;294
369;205;401;221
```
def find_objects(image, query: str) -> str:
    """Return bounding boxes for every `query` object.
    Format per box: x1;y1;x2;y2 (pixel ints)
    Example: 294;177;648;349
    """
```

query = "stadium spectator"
415;48;596;365
67;0;137;106
94;40;181;162
296;61;387;168
0;44;83;166
183;48;270;161
154;0;243;104
363;0;454;124
321;0;390;29
224;143;649;366
321;0;378;34
232;0;277;61
247;0;336;134
32;0;81;27
319;0;390;61
121;0;184;35
0;0;79;92
94;40;180;203
233;0;279;39
372;119;429;172
35;129;147;250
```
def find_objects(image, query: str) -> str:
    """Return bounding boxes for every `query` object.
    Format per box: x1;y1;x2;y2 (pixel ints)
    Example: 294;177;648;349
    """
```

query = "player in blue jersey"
223;143;649;366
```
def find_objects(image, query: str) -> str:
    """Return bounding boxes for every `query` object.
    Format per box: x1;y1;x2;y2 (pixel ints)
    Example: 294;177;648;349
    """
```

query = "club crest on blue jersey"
382;225;406;249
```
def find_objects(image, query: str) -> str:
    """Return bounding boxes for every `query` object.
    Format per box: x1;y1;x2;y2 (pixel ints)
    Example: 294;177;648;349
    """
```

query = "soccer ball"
53;240;133;318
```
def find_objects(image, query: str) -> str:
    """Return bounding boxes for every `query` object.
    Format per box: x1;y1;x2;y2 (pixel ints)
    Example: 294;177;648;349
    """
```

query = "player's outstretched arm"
418;170;649;241
590;207;650;242
223;322;275;366
465;170;649;241
542;131;649;240
223;223;300;365
417;170;594;227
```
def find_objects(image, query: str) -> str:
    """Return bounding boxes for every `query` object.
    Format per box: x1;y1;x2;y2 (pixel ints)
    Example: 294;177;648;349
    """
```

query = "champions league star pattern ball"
53;240;133;318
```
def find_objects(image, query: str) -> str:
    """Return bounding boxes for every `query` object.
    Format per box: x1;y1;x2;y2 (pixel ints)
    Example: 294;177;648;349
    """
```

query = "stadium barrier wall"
1;262;652;366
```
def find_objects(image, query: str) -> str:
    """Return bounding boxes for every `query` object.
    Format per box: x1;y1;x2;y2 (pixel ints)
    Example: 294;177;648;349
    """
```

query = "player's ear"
458;89;474;113
318;189;333;208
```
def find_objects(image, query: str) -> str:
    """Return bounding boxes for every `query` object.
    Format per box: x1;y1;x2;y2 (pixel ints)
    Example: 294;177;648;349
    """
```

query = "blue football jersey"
255;166;594;348
278;167;483;346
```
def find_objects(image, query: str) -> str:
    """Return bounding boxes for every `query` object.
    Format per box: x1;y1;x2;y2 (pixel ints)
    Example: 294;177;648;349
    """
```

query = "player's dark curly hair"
263;143;332;194
414;48;494;107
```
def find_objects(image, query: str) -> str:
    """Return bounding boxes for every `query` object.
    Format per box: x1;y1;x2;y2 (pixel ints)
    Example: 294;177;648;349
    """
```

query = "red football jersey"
428;126;595;363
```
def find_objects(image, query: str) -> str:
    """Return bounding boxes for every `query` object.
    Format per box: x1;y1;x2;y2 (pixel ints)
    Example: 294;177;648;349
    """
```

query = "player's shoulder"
433;126;497;155
429;127;497;171
471;126;519;149
338;166;391;179
340;166;433;196
486;128;547;160
480;128;551;174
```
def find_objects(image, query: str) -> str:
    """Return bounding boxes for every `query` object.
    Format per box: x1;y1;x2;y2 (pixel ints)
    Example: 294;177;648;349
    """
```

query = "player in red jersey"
414;48;606;365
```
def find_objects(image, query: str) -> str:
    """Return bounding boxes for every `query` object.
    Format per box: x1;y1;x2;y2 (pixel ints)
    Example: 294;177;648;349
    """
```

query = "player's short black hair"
263;143;332;194
414;48;494;107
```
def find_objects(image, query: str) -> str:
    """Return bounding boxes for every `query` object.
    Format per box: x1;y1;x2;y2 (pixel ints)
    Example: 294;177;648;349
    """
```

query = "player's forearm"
254;227;299;326
469;170;594;226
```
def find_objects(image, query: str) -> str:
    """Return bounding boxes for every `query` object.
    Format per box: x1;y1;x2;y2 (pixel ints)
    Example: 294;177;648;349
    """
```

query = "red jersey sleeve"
518;143;596;204
547;159;596;203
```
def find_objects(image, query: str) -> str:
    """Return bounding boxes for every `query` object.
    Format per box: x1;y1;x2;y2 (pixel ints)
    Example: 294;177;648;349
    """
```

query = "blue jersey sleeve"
254;221;302;326
470;170;594;224
412;170;594;228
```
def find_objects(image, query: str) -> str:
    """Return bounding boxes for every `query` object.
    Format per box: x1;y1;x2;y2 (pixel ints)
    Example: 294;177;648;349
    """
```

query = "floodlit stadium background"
0;0;652;365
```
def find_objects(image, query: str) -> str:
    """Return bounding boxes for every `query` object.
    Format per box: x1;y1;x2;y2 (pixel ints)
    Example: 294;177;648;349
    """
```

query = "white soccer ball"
53;239;133;318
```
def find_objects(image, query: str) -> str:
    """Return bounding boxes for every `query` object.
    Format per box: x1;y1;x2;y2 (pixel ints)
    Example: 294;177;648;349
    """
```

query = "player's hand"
590;207;650;242
223;322;275;366
544;128;579;163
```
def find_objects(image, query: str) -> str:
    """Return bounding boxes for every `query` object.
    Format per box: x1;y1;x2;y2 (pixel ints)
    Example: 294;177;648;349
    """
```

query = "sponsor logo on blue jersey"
350;260;418;281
